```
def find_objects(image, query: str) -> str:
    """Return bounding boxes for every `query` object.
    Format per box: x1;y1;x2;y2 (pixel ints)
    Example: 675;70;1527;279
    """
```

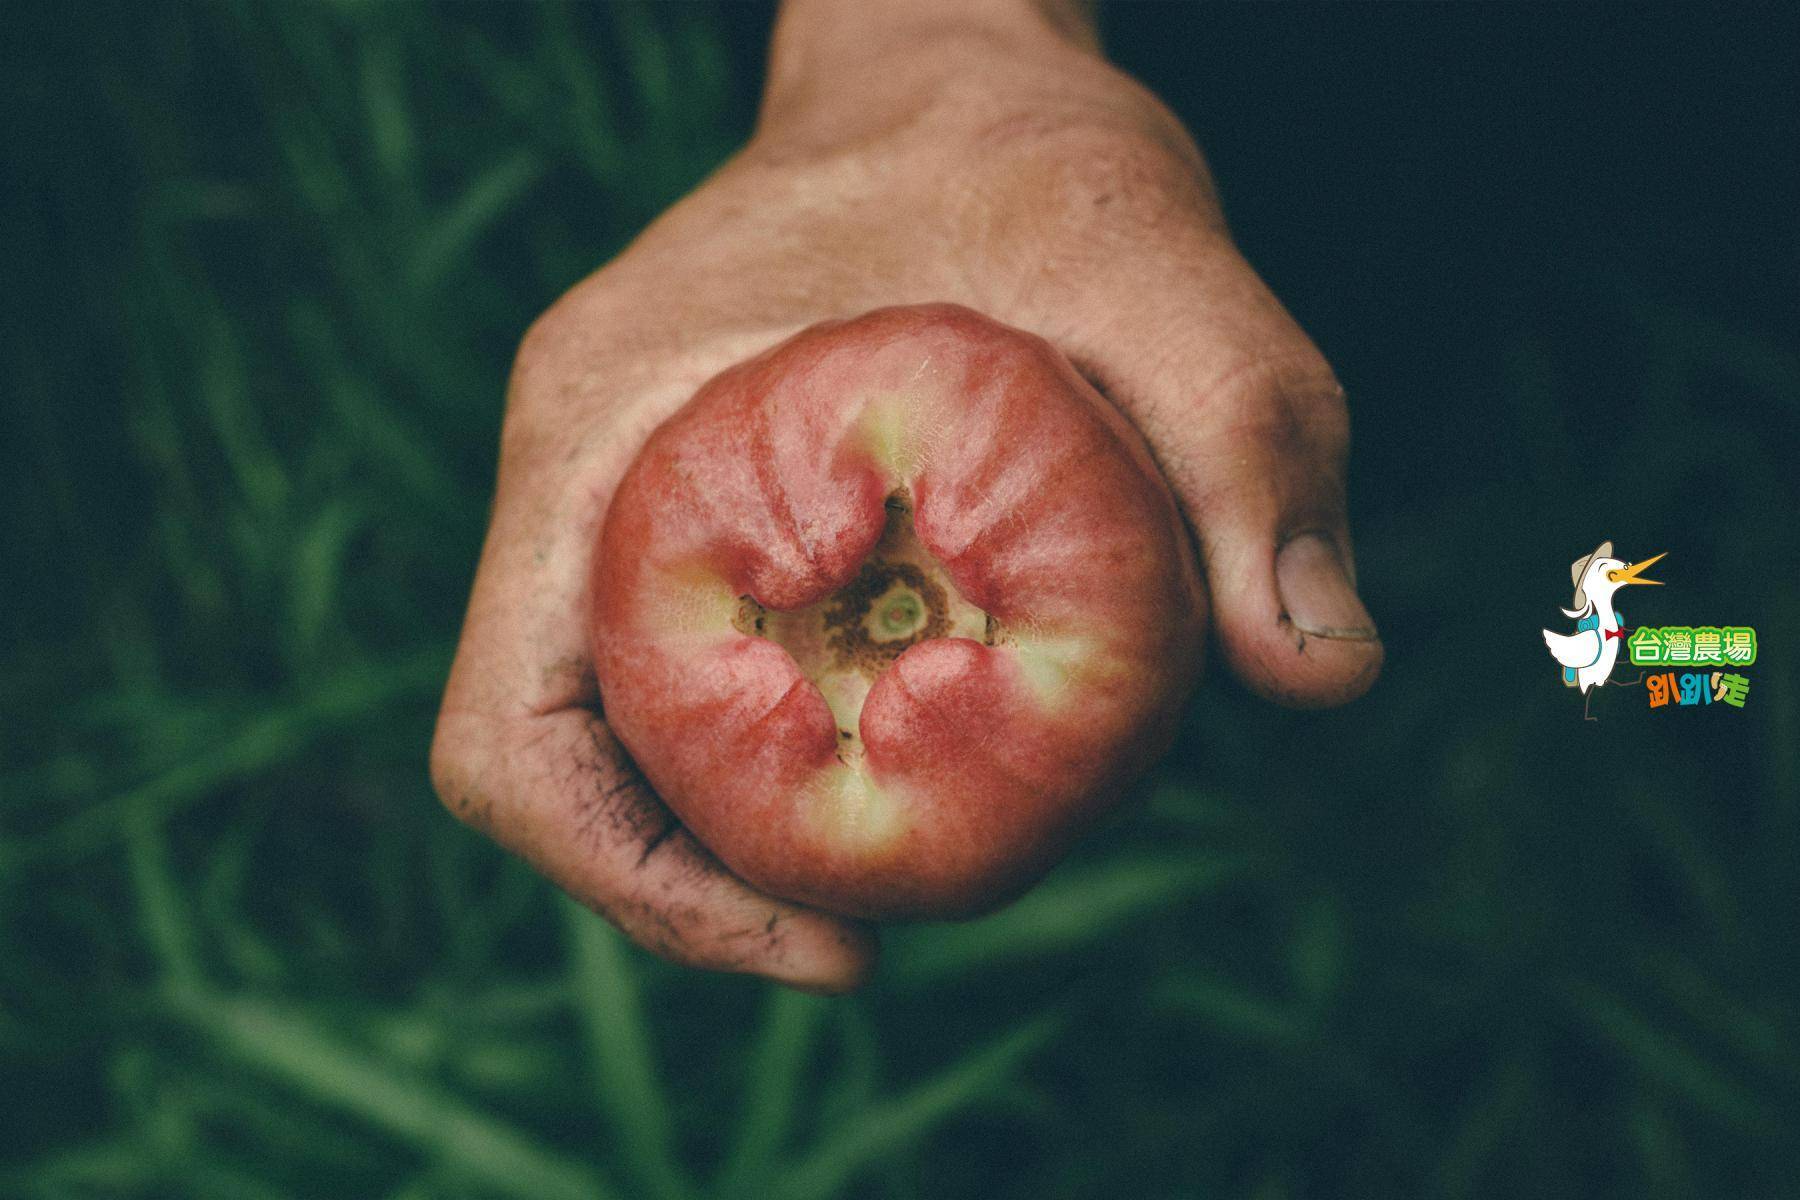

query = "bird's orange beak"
1607;552;1666;587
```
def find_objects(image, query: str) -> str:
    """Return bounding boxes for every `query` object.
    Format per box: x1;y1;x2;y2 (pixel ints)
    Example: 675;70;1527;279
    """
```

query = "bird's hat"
1569;540;1612;608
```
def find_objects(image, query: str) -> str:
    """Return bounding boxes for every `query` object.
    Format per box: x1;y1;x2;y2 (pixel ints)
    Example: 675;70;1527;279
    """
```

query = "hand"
430;0;1382;992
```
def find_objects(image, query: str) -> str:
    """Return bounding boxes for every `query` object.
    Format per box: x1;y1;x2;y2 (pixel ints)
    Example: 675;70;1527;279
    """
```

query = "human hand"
430;0;1381;992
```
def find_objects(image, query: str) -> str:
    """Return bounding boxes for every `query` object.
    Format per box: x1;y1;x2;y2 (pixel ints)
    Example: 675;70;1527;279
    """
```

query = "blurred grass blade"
1627;1093;1692;1200
358;34;418;190
1431;1053;1534;1200
776;1013;1061;1200
886;853;1246;985
285;303;466;515
1608;785;1741;944
562;897;694;1200
8;646;448;867
287;498;364;664
177;1160;295;1200
427;979;573;1026
1641;951;1800;1080
410;149;544;290
1566;982;1784;1140
195;309;290;519
612;2;673;118
815;1001;882;1128
199;823;289;987
543;2;624;183
1287;897;1346;1006
1155;973;1311;1049
172;990;618;1200
1146;779;1246;829
4;1137;149;1194
715;988;828;1197
124;804;201;994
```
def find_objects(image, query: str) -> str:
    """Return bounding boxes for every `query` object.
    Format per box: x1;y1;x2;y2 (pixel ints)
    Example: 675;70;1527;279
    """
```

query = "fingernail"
1276;532;1379;641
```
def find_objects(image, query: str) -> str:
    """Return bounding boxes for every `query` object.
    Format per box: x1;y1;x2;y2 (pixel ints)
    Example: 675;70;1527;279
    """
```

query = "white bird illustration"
1542;541;1665;720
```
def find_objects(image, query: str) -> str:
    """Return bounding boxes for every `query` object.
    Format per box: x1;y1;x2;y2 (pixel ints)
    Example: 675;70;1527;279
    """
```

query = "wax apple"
590;305;1203;919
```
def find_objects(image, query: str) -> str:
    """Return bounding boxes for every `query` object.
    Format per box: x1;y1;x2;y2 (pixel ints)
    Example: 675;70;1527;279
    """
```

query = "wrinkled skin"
593;305;1204;918
431;1;1382;992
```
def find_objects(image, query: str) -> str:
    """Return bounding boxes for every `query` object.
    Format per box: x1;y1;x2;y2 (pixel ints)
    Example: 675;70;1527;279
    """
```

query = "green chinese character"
1692;626;1723;664
1662;626;1694;663
1628;625;1664;666
1715;673;1750;708
1722;627;1757;665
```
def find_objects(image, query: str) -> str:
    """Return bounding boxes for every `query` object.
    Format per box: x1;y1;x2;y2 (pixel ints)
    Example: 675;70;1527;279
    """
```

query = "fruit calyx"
732;491;992;757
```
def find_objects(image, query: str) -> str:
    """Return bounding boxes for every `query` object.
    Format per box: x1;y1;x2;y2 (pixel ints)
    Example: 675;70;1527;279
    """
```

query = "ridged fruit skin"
590;304;1203;920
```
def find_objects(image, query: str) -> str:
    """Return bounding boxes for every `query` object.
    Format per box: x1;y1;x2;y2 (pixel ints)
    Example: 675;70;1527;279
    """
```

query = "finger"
432;705;877;993
432;373;876;992
1053;239;1383;708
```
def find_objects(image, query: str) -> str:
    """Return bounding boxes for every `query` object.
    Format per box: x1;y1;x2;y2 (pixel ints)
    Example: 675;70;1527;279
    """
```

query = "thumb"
1058;247;1383;708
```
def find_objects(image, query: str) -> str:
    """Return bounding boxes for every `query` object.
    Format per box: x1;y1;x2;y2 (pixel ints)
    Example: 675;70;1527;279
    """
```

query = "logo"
1540;540;1755;720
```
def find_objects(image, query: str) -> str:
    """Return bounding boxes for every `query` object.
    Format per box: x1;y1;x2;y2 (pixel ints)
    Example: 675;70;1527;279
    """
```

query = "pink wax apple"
589;305;1203;919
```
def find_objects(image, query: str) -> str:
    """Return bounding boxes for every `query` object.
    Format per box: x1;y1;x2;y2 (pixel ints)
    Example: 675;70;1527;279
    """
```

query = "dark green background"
5;4;1797;1197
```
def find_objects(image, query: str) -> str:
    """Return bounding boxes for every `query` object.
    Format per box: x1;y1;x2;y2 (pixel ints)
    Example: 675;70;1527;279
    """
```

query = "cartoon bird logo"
1542;541;1665;720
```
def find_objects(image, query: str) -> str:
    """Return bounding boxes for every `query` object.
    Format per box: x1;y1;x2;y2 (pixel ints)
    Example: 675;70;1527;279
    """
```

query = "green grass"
4;3;1798;1197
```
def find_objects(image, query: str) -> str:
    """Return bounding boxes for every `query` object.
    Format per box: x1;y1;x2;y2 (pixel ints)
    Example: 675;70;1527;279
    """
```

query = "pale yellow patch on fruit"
640;563;740;641
813;670;873;737
802;762;907;852
857;390;923;484
856;375;956;487
1006;632;1103;709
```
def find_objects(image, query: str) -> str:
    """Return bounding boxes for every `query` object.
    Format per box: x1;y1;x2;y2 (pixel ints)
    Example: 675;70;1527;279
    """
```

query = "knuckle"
498;306;574;461
605;877;759;977
426;718;460;807
1156;352;1350;526
1310;389;1353;468
988;113;1216;246
428;716;491;832
567;753;671;864
507;303;567;406
498;280;639;461
1205;353;1347;459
